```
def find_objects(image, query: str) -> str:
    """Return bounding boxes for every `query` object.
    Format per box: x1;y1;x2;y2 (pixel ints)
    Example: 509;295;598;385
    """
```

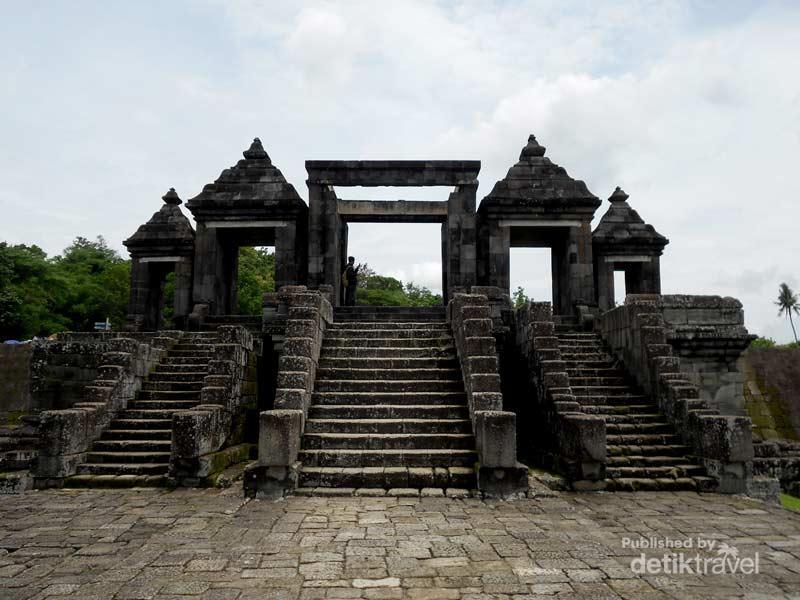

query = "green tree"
776;282;799;344
354;263;442;307
512;286;529;308
237;247;275;314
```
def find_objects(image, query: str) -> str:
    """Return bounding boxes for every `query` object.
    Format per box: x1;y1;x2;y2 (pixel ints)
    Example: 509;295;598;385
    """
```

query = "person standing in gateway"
343;256;360;306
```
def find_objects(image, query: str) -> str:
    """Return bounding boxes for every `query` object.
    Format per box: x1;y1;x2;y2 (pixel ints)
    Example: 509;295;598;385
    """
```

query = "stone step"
172;343;215;351
311;392;468;406
76;462;169;476
558;341;605;349
318;357;459;370
607;444;692;457
606;433;682;446
148;371;208;382
85;451;171;464
323;337;454;348
153;364;211;373
160;356;211;366
327;322;450;330
598;413;668;425
320;347;456;359
92;440;172;452
102;429;172;441
309;405;469;420
334;306;445;314
167;350;214;358
566;368;626;377
569;376;629;387
137;390;201;401
607;455;695;467
141;381;203;392
128;400;198;410
316;368;462;381
110;419;172;430
334;315;446;322
607;464;706;478
576;395;651;406
560;353;611;363
119;409;192;420
63;474;169;488
558;333;601;340
302;433;475;450
571;386;642;398
605;477;700;492
314;379;464;393
299;449;478;468
305;417;472;434
299;466;475;489
605;422;673;435
581;404;658;414
325;328;451;339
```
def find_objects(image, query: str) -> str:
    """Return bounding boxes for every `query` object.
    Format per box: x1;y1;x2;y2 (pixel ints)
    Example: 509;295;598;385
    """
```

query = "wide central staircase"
557;330;714;492
298;307;478;494
65;332;218;488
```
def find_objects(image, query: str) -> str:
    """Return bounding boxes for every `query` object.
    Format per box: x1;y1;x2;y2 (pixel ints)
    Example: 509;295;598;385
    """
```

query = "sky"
1;0;799;341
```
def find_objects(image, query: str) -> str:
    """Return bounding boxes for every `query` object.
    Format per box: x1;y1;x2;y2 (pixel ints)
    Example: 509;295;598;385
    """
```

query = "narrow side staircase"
557;331;714;492
64;332;218;488
298;308;478;494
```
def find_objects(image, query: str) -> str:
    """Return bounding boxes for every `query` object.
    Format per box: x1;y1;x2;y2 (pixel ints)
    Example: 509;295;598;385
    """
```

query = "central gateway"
305;160;480;305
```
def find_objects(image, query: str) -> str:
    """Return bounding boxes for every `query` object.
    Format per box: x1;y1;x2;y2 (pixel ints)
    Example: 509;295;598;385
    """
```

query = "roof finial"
609;186;629;203
162;187;182;205
243;137;269;160
520;134;546;159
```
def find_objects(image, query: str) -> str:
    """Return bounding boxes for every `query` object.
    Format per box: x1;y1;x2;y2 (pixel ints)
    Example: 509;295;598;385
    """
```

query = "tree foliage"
237;247;276;314
776;282;800;344
354;263;442;307
512;286;529;308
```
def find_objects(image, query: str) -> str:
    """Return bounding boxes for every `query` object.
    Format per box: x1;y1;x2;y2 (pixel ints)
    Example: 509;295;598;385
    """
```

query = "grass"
781;493;800;512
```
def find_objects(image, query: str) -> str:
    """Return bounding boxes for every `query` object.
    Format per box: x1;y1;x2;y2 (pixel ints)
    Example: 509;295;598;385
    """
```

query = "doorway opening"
613;270;627;308
235;246;276;315
510;247;553;307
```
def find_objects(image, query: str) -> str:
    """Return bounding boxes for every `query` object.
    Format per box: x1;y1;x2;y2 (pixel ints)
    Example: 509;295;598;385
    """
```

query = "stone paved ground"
1;488;799;599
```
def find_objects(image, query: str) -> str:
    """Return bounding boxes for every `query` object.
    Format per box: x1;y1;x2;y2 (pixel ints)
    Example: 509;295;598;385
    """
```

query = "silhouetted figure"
343;256;359;306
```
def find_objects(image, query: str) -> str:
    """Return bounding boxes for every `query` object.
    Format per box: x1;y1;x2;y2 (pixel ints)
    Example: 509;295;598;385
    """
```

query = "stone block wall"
170;326;256;486
740;348;800;441
245;287;332;497
513;302;606;488
0;344;33;417
447;292;527;496
35;333;180;487
597;299;758;494
630;294;755;416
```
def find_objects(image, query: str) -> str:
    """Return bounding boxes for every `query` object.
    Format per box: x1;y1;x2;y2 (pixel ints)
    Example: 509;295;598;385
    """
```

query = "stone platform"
1;489;799;599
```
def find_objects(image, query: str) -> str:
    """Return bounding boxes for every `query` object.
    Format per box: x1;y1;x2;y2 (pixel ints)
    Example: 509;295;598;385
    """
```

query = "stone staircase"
557;331;714;491
201;315;262;334
64;332;218;488
297;308;478;494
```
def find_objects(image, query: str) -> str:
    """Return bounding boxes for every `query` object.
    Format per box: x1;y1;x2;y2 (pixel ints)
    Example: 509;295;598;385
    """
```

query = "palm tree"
776;283;800;344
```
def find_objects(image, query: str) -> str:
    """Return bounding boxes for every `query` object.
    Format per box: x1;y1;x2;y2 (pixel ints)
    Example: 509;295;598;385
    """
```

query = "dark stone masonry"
2;133;800;597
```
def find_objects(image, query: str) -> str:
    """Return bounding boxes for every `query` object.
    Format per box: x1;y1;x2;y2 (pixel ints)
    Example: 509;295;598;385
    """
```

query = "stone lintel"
205;220;289;229
498;219;582;228
138;256;189;263
338;200;448;223
603;255;653;263
305;160;481;187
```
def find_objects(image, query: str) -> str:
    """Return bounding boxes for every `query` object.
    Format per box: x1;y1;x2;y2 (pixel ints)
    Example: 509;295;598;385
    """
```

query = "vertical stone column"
224;241;239;315
308;184;341;302
440;222;448;301
126;258;151;331
487;223;510;292
192;223;227;315
594;258;615;313
561;222;595;316
275;222;297;290
447;184;477;292
173;257;193;324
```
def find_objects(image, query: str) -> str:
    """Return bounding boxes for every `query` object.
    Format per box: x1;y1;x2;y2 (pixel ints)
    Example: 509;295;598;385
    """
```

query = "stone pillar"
126;259;151;330
192;223;227;315
275;222;297;290
308;184;341;302
594;258;615;313
441;222;448;301
173;257;193;324
447;183;477;291
487;223;510;292
224;241;239;315
560;222;594;316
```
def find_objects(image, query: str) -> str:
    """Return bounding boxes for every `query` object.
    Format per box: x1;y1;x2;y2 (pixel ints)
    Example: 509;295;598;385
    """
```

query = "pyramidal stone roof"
593;187;668;252
124;188;195;252
186;138;305;218
479;135;600;215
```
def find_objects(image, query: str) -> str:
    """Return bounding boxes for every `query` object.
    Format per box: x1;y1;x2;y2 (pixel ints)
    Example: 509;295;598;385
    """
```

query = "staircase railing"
597;299;754;493
448;291;527;496
170;326;256;485
35;332;180;488
514;301;607;488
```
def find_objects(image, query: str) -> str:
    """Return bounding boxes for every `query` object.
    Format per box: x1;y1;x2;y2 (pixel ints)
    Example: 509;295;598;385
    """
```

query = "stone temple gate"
124;134;668;327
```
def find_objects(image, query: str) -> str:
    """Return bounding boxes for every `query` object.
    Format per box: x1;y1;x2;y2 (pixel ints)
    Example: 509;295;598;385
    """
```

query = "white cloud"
1;1;799;340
